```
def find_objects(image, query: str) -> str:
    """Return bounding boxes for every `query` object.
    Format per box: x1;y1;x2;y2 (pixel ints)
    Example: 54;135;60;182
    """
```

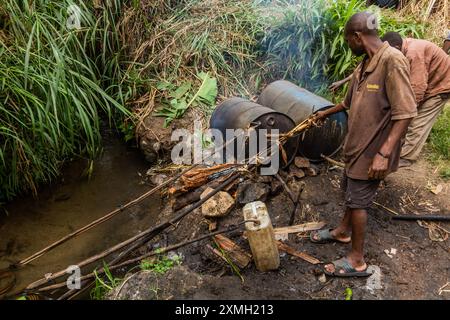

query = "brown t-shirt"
343;42;417;180
402;38;450;104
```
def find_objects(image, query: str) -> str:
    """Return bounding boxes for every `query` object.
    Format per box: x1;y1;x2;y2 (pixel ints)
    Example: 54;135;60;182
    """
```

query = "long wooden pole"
26;171;242;290
36;222;252;293
18;165;196;267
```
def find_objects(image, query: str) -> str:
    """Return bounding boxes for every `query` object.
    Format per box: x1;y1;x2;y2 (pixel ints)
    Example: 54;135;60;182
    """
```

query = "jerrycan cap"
243;201;271;231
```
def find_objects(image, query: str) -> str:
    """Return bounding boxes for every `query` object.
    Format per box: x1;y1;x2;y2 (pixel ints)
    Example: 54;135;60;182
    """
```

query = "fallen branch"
321;154;344;168
18;164;200;267
26;171;243;290
35;221;252;293
276;241;321;265
275;173;296;203
289;183;305;226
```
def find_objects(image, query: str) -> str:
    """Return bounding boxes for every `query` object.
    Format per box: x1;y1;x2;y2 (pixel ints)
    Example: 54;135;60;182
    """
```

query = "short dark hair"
381;32;403;48
345;12;379;37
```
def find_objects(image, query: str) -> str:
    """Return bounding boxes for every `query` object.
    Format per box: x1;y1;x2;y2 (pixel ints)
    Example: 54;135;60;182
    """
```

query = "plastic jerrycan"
243;201;280;271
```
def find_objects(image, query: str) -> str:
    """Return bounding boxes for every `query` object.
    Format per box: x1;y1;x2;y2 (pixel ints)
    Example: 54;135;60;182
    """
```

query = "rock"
270;178;283;196
318;274;327;283
200;187;234;218
106;266;205;300
236;181;270;204
305;166;319;177
430;184;443;195
289;165;305;179
136;108;199;164
255;175;272;184
365;265;383;293
294;157;310;169
150;174;168;185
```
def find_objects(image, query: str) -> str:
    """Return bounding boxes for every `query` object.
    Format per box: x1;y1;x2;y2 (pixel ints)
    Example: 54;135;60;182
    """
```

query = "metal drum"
209;97;299;168
257;80;348;162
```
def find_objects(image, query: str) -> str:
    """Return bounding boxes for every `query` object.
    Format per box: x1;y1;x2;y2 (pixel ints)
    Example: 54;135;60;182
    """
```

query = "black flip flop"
310;229;351;244
323;257;372;278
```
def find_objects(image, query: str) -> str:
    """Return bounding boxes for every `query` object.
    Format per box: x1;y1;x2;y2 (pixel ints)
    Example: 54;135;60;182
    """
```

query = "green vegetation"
344;287;353;300
91;262;121;300
140;253;182;274
260;0;426;95
0;0;138;200
428;106;450;179
0;0;443;200
155;72;218;127
429;106;450;160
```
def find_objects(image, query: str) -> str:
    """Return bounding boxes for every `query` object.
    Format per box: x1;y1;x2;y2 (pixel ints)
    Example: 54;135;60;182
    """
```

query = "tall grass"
122;0;265;98
0;0;132;200
429;106;450;160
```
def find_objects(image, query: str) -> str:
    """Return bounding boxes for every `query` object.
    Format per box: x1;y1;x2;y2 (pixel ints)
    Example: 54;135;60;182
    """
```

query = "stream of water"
0;130;161;298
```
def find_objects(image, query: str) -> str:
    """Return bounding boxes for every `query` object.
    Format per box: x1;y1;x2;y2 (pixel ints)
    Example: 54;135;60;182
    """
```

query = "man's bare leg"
325;208;368;273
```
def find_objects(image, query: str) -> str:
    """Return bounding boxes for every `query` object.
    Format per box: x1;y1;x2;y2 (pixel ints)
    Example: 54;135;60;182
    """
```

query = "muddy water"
0;130;160;298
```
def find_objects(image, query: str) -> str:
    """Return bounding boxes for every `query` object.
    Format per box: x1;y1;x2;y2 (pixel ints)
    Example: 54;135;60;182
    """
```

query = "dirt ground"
110;156;450;300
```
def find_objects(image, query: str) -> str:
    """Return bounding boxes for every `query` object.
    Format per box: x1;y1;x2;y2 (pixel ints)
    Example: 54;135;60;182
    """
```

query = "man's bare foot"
310;228;351;243
325;254;367;274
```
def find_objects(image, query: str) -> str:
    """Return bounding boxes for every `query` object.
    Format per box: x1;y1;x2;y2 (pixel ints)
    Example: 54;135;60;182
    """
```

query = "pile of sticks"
11;114;319;299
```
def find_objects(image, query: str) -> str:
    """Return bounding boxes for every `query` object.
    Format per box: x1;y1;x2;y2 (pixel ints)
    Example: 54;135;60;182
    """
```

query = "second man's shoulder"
382;46;409;68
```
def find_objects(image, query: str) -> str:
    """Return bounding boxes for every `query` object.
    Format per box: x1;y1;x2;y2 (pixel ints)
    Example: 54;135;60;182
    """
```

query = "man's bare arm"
444;40;450;54
329;75;353;92
368;118;412;180
314;102;346;120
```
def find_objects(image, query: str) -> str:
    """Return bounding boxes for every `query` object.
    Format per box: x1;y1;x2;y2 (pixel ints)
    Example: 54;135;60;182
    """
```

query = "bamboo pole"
25;115;318;295
26;171;242;290
36;221;254;293
18;165;197;267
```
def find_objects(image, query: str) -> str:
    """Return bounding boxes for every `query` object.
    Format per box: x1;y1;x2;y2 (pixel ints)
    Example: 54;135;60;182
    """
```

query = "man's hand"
329;75;353;92
314;102;346;123
329;79;346;92
314;110;328;121
368;153;389;180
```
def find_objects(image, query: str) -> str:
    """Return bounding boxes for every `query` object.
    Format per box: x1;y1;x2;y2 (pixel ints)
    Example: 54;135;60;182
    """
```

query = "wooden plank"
276;241;321;265
274;221;326;240
213;234;252;269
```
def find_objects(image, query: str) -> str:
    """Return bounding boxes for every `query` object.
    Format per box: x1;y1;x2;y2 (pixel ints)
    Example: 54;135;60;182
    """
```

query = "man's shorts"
341;173;381;209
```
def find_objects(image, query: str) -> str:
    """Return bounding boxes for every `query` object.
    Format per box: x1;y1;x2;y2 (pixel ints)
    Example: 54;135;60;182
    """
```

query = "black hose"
392;215;450;222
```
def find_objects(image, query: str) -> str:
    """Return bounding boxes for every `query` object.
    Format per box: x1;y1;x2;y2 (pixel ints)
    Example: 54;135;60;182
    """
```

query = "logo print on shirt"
366;84;379;92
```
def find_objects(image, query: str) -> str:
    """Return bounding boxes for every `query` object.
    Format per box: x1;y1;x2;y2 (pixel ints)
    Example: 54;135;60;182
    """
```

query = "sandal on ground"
323;257;372;278
310;229;351;244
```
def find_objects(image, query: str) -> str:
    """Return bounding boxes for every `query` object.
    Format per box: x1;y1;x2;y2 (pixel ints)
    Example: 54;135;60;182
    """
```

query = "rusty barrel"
257;80;348;162
209;97;299;168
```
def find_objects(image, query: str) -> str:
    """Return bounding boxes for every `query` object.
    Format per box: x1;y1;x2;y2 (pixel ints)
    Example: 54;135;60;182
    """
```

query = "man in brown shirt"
444;30;450;54
310;12;417;277
381;32;450;166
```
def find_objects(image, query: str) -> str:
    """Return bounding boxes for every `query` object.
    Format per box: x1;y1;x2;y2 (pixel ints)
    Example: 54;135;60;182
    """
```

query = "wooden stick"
276;241;321;265
321;154;344;168
26;171;242;290
36;223;248;292
18;165;199;267
19;135;247;267
289;184;305;226
275;173;296;203
372;201;399;216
